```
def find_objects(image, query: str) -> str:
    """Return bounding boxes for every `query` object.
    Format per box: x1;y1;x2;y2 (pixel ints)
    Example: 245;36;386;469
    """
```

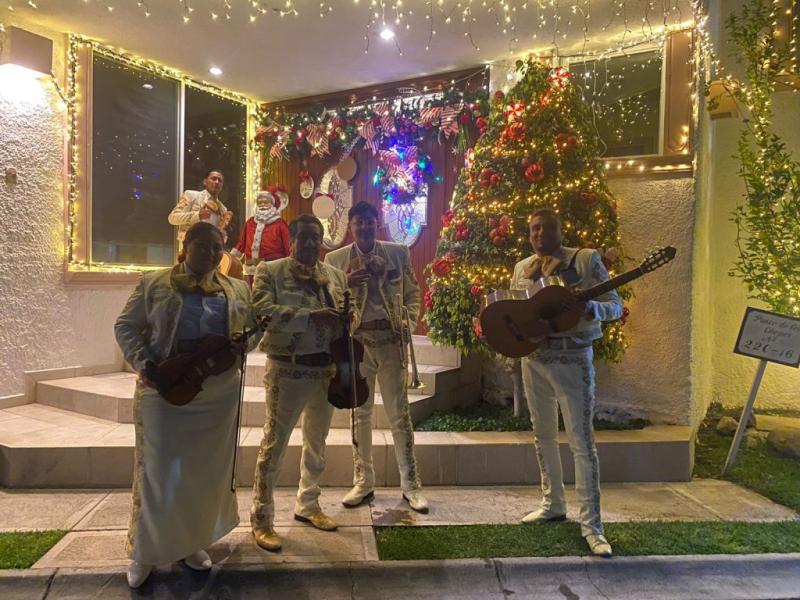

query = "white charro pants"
250;360;335;529
351;329;421;492
521;346;603;537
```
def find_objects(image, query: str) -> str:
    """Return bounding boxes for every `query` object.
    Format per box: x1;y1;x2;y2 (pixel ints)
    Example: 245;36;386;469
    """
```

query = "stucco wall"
692;0;800;417
0;20;133;400
594;175;695;425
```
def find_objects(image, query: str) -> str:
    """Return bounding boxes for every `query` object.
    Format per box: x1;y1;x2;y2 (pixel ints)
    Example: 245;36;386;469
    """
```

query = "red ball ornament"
492;236;506;247
490;173;501;185
494;90;505;100
432;257;453;277
524;160;545;183
470;284;483;297
441;209;455;228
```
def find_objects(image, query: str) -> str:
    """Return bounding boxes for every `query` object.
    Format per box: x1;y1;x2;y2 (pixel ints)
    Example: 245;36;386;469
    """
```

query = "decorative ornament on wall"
373;144;432;246
299;168;314;199
313;166;353;249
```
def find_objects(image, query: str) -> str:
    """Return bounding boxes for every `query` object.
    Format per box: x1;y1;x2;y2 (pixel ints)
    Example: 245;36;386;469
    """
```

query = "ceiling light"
209;66;223;76
142;83;153;90
379;27;395;41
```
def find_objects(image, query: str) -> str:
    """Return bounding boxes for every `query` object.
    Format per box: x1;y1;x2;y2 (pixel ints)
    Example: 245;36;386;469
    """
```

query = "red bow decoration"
306;124;330;157
439;105;461;138
415;106;443;127
359;119;379;155
374;102;394;133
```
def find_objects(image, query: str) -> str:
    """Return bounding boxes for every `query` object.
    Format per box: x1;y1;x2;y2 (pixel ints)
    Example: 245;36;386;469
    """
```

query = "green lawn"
693;411;800;512
375;521;800;561
416;403;649;432
0;530;66;569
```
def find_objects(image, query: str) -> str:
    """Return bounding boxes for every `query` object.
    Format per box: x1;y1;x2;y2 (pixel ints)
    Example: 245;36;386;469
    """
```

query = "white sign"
734;307;800;368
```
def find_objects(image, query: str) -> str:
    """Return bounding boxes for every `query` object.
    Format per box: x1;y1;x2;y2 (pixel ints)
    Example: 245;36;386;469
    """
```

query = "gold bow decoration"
289;261;330;289
170;263;225;296
350;253;387;279
522;255;562;280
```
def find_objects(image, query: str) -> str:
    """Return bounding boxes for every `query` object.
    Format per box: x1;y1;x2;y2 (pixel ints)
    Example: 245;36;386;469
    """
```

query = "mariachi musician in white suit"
324;201;429;513
168;169;233;245
510;207;622;557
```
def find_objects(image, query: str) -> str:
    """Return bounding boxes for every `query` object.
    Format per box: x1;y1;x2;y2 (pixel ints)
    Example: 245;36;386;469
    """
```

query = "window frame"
65;38;258;283
561;28;694;175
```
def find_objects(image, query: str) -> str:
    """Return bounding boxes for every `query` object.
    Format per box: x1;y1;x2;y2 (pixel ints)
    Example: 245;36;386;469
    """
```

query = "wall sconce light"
0;26;53;75
706;79;740;120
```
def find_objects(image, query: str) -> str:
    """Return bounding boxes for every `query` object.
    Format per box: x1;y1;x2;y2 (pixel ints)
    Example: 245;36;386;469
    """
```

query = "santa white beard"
255;206;280;225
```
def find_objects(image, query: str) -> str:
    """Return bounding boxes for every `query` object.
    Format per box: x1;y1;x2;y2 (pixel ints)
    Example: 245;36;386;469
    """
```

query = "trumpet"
396;294;425;390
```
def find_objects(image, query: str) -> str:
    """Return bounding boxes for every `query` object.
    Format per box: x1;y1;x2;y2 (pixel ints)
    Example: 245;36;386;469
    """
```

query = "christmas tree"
424;59;629;361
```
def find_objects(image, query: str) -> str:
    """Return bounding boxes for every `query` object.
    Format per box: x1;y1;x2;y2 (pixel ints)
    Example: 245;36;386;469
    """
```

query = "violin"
327;290;369;411
145;317;268;406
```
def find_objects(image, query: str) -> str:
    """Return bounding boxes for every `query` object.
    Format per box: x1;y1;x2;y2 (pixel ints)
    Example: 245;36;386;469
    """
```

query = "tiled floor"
0;482;795;568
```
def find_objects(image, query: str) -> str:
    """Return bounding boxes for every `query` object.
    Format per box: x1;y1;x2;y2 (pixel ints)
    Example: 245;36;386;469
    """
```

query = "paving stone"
73;491;131;530
236;487;373;527
0;489;106;532
669;479;800;521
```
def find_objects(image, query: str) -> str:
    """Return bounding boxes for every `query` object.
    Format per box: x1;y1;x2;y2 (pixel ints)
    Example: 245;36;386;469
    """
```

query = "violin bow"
343;291;360;449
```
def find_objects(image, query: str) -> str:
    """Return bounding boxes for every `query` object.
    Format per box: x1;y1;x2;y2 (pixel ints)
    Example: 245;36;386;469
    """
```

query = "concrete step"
0;403;692;488
35;374;440;429
243;351;461;396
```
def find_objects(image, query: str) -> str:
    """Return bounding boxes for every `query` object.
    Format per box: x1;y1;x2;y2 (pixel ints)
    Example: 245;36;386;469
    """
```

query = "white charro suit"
324;240;422;494
250;257;358;529
511;246;623;537
114;266;257;565
168;189;229;244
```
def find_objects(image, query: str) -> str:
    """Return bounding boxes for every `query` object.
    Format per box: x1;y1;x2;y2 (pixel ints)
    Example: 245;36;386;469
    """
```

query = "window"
566;30;694;162
183;87;248;250
68;40;253;274
91;56;179;266
570;49;663;157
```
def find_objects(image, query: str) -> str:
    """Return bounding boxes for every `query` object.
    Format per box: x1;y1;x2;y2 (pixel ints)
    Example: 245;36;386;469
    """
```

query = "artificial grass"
693;410;800;512
0;530;67;569
416;403;649;432
375;521;800;561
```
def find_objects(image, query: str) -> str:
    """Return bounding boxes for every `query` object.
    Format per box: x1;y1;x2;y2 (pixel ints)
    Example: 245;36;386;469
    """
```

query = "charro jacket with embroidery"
324;240;421;334
114;267;257;374
510;246;623;343
168;189;229;243
252;257;360;357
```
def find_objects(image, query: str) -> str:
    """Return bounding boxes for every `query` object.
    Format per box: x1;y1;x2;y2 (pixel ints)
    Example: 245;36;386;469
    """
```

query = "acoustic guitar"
480;246;676;358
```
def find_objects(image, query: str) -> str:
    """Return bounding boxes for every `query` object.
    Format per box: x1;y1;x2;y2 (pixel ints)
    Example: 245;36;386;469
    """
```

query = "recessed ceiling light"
209;66;223;76
379;27;395;41
142;83;153;90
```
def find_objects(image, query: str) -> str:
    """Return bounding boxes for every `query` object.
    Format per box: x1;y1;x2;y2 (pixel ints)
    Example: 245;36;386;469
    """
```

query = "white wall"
0;20;134;400
692;0;800;417
595;175;695;425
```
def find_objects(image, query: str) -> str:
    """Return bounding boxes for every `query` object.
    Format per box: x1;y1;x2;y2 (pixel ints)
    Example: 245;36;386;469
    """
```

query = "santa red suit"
231;190;290;275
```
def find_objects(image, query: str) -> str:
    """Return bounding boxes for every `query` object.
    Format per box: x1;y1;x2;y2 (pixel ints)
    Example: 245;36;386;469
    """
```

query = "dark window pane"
183;87;248;249
571;50;662;157
91;54;179;266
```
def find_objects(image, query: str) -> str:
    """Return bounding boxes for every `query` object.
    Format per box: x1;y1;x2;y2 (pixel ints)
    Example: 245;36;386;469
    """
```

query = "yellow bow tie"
170;263;224;296
289;260;330;289
523;255;562;280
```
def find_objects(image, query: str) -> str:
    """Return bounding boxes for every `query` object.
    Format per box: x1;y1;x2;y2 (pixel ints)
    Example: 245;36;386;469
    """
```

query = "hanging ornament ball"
312;194;336;219
336;157;358;181
300;177;315;199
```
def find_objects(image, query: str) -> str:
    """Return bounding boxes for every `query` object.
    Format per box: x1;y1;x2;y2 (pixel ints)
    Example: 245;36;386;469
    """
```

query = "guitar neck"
575;267;645;302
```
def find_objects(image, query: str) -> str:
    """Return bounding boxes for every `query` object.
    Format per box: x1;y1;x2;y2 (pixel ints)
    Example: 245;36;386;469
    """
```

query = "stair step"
0;403;692;488
36;374;439;429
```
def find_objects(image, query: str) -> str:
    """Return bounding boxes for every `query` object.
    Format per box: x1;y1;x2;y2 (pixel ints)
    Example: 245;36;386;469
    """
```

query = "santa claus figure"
231;186;290;279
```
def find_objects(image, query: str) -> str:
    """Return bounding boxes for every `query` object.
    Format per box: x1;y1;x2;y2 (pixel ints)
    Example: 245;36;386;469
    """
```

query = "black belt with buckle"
359;319;392;331
269;353;333;367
